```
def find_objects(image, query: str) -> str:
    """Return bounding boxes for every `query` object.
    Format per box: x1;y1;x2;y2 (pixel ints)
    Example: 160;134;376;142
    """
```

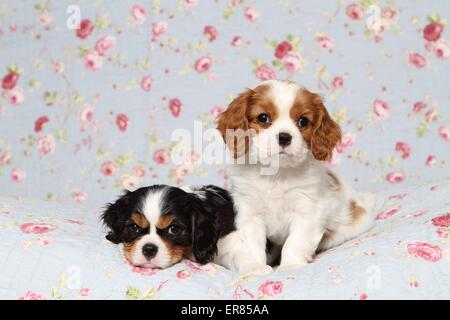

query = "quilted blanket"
1;178;449;300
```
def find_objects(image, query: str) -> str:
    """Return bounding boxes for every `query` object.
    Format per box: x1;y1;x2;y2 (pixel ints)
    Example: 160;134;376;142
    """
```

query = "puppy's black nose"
278;132;292;147
142;243;158;258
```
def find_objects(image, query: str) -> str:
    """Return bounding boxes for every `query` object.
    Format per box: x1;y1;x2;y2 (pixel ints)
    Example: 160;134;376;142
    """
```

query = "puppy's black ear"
192;202;220;264
101;191;130;244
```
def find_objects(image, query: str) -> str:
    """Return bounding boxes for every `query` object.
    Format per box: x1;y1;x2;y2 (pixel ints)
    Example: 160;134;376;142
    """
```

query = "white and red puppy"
216;80;374;274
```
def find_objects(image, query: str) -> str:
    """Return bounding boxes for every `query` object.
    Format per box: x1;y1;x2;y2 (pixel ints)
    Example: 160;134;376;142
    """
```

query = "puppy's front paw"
239;264;273;276
277;261;308;271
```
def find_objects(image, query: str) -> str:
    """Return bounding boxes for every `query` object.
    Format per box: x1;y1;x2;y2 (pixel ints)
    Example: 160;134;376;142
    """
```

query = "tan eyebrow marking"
131;213;149;228
156;214;176;229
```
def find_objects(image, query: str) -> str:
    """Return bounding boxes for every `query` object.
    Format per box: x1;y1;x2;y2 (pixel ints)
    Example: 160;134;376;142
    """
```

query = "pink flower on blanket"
18;291;46;300
176;269;192;279
258;280;283;297
375;204;402;220
20;223;56;234
431;213;450;227
407;241;442;262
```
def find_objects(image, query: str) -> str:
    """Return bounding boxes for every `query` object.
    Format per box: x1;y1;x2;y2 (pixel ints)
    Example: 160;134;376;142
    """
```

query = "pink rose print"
185;0;199;7
39;10;53;29
95;35;116;56
388;193;407;200
395;142;411;159
332;76;344;89
438;126;450;140
413;101;427;112
169;98;183;118
381;6;398;21
133;165;145;177
2;86;25;105
101;161;117;176
38;237;53;246
375;204;402;220
210;106;225;119
425;155;436;166
282;53;302;73
258;280;283;297
20;223;56;234
255;64;277;81
153;149;170;164
373;99;390;120
34;115;49;133
431;213;450;227
131;265;159;276
53;61;65;74
37;134;56;156
2;71;19;90
231;36;242;47
432;39;450;59
194;56;212;73
116;113;129;132
11;168;26;182
79;104;95;124
80;288;90;297
386;171;405;184
151;21;168;42
424;108;439;123
76;19;94;39
275;41;292;59
141;75;152;92
176;269;192;279
359;293;368;300
346;3;364;20
131;4;146;24
436;227;448;238
409;53;427;68
84;51;103;71
18;291;46;300
400;209;427;220
317;34;335;50
244;7;260;23
423;22;444;42
121;174;141;190
203;25;217;42
185;259;214;272
407;241;442;262
336;133;355;153
73;191;87;203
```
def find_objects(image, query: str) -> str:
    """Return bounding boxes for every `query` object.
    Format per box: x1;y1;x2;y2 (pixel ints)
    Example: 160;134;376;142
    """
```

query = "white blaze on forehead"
140;188;167;228
261;80;300;118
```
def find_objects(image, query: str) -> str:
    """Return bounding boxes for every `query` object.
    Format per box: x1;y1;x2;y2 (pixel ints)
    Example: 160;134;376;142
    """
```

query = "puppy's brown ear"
217;89;253;158
310;93;342;161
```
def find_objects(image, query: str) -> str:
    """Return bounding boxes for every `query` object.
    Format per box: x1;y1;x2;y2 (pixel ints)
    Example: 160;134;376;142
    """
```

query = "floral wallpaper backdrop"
0;0;449;206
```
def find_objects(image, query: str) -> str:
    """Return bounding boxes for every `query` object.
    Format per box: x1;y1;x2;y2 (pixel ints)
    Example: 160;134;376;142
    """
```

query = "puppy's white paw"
277;261;308;271
240;264;273;276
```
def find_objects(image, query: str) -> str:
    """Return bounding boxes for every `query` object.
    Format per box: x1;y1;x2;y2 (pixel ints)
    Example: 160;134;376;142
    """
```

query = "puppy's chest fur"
232;167;329;245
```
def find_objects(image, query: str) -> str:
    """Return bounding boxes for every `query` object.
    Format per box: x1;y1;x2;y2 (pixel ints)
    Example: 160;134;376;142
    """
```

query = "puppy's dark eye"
129;223;141;233
168;224;181;235
298;117;309;128
257;113;271;124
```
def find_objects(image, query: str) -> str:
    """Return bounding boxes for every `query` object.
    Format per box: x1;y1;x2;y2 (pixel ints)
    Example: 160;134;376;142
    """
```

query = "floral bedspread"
1;178;449;300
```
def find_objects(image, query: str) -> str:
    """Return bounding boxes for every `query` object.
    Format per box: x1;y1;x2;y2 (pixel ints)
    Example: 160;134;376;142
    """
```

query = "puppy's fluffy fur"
215;80;374;274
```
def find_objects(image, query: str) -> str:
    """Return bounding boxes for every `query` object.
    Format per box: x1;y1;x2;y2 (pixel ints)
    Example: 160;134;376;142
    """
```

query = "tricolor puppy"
101;185;236;269
216;80;374;274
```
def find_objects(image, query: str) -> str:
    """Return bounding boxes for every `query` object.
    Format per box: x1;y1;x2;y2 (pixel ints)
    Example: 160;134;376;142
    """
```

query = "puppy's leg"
278;216;324;270
215;231;272;275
